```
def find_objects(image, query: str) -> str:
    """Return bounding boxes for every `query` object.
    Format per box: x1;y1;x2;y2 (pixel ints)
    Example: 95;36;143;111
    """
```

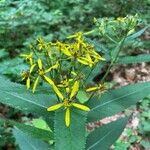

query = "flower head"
47;80;90;127
22;64;36;89
21;52;33;65
60;32;105;67
37;37;47;50
32;58;59;93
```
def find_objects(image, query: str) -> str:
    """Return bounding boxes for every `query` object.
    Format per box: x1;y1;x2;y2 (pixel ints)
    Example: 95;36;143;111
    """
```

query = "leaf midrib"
15;127;38;150
91;85;150;110
1;90;46;109
87;130;113;150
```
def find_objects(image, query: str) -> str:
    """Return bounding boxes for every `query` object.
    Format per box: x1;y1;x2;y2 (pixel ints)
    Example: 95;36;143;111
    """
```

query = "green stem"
101;37;126;83
105;34;117;44
44;50;53;78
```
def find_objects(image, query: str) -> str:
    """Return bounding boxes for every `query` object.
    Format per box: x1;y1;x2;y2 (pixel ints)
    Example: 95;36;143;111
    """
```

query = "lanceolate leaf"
87;82;150;122
54;109;87;150
125;27;148;42
13;127;50;150
0;118;53;141
0;77;57;118
117;54;150;64
86;117;128;150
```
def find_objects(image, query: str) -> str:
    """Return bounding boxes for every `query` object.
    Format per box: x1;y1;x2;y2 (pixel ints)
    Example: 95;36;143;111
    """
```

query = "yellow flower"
86;83;107;93
21;52;33;65
55;41;72;57
47;80;90;127
32;59;59;93
37;37;47;50
77;56;93;67
57;72;78;93
66;32;105;67
88;49;105;62
57;76;71;93
52;32;105;67
117;17;125;22
93;17;97;23
53;80;79;101
22;64;36;89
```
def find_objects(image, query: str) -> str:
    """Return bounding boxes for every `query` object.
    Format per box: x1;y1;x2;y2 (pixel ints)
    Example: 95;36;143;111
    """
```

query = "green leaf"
32;118;51;131
0;58;27;76
77;90;89;103
0;76;56;118
140;140;150;149
13;127;50;150
111;38;125;59
0;49;9;59
87;82;150;122
86;117;128;150
114;142;130;150
117;54;150;64
125;27;148;41
0;118;53;141
54;109;87;150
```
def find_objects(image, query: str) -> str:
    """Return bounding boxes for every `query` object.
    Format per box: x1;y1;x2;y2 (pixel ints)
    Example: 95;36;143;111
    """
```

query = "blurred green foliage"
0;0;149;52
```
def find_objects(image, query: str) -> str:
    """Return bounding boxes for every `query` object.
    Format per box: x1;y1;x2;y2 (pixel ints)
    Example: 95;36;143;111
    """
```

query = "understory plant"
0;15;150;150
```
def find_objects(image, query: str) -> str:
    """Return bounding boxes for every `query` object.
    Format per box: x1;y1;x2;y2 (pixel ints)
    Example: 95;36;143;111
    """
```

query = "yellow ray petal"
72;103;90;111
43;75;54;85
52;84;64;100
70;81;79;99
32;77;39;93
44;62;59;73
61;48;72;57
67;34;76;39
71;71;77;76
22;75;26;81
47;103;63;111
66;87;69;93
84;30;94;35
26;77;30;89
91;51;105;61
65;108;70;127
37;59;42;70
29;58;33;66
44;67;52;74
96;55;105;61
86;87;98;92
99;56;105;61
57;84;65;88
30;64;36;73
21;72;28;81
86;53;93;63
77;58;92;66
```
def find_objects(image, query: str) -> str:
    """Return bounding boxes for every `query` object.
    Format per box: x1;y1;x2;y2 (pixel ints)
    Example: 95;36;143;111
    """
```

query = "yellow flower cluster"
21;57;59;93
56;32;105;67
21;31;105;127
